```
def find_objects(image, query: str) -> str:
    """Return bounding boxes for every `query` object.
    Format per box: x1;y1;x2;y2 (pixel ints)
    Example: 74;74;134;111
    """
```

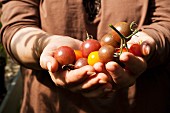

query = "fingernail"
87;72;96;76
142;43;151;56
47;62;52;72
99;80;107;84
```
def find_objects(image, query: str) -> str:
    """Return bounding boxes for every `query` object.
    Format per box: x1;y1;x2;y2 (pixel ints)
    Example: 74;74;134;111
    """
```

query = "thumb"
140;40;156;63
141;41;151;56
40;54;59;72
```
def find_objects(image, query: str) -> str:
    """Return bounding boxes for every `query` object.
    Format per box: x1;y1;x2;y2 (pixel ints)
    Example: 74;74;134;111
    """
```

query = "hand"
94;52;147;90
106;52;147;89
93;31;153;90
39;35;113;98
128;31;156;61
39;35;82;72
48;65;113;98
107;31;155;89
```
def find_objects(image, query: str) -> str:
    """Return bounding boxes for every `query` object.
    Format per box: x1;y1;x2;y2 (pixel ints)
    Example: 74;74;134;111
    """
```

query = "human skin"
11;27;155;98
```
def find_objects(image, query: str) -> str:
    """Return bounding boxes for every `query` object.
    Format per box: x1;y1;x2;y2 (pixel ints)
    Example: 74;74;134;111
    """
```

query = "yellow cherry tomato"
88;51;101;66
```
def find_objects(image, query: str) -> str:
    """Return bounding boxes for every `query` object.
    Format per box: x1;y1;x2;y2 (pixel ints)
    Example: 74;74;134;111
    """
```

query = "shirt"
1;0;170;113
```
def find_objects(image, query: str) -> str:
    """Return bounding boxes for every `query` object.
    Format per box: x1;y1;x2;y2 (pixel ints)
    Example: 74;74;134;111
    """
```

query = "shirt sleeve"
141;0;170;67
0;0;40;57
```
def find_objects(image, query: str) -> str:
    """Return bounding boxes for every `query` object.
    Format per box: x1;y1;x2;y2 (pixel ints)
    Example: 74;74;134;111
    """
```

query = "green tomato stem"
86;31;93;40
130;21;137;31
109;22;140;57
109;24;129;55
125;29;139;40
124;39;129;51
120;39;123;54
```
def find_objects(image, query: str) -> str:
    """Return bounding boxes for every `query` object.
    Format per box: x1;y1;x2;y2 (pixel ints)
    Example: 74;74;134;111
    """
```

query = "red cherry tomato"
81;39;101;58
129;43;142;56
54;46;76;65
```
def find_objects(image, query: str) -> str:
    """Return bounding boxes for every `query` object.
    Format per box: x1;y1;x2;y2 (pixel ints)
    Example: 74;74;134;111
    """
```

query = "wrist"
10;27;50;70
34;34;51;60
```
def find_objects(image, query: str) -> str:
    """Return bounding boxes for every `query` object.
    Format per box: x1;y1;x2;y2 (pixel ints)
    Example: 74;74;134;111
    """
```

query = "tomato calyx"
62;64;75;71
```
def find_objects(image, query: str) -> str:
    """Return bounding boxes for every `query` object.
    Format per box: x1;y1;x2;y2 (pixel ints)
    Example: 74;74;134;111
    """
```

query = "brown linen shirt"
1;0;170;113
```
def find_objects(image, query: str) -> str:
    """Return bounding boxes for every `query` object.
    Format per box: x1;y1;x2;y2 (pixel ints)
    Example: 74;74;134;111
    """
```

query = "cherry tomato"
110;22;132;43
115;48;128;53
74;58;88;69
81;39;101;58
98;45;115;63
100;33;120;48
88;51;101;66
74;50;83;61
114;22;132;37
129;43;142;56
54;46;76;66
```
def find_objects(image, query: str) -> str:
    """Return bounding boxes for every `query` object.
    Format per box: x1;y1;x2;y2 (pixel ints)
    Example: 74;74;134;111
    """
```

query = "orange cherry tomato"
88;51;101;66
115;48;128;53
74;50;83;61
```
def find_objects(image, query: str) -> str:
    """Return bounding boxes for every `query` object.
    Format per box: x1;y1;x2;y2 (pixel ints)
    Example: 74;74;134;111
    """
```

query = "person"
1;0;170;113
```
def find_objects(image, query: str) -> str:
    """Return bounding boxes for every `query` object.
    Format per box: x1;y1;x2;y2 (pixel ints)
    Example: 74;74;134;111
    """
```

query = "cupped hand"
105;52;147;89
48;65;113;98
93;31;154;90
39;35;82;72
39;35;113;98
103;31;154;89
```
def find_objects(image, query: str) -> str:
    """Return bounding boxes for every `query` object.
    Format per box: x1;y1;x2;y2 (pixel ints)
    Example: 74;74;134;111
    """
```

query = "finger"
81;83;113;98
93;62;105;72
64;65;96;83
140;41;151;56
49;70;67;87
40;53;58;72
119;52;147;76
69;72;109;92
105;61;134;88
50;65;96;86
93;62;114;83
